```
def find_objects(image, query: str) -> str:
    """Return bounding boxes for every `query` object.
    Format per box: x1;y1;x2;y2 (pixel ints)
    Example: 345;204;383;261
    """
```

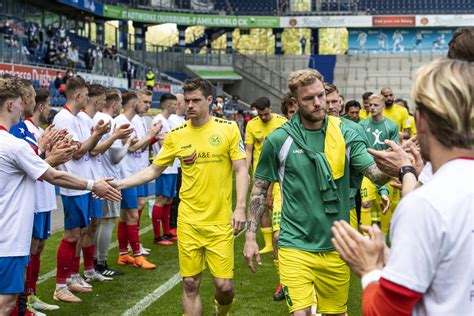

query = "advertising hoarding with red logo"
372;16;416;27
0;63;62;87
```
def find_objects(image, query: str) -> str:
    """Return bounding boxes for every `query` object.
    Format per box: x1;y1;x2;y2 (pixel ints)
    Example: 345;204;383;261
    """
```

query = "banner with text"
104;5;280;28
77;72;128;89
0;63;62;87
348;28;454;54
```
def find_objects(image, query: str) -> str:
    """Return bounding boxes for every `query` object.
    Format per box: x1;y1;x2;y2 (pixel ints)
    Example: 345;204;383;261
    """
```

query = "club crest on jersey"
209;134;222;147
183;150;197;165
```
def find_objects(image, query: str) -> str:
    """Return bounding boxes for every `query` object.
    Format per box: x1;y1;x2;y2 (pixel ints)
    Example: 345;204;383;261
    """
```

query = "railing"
233;52;286;94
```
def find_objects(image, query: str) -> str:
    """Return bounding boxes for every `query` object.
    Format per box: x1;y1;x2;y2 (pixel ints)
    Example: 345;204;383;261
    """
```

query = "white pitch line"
37;224;154;284
122;272;182;316
122;229;247;315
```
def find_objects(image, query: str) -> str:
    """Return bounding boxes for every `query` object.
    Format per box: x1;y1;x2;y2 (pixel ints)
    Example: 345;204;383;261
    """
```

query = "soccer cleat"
133;255;156;270
68;276;93;293
96;261;125;276
28;295;60;311
164;233;177;241
117;253;136;265
25;304;46;316
273;284;285;301
140;244;150;256
53;287;81;303
154;236;173;246
84;271;113;282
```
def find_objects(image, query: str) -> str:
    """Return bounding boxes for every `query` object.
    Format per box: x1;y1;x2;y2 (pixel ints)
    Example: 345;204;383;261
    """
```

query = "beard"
385;99;393;107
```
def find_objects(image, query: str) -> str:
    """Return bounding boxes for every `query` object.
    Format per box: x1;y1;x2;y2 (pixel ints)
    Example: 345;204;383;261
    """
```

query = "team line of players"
1;73;412;315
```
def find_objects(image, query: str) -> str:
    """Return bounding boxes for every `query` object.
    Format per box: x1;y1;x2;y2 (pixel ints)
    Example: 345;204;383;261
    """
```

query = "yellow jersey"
359;109;370;120
153;117;246;225
409;115;417;136
245;114;287;172
383;105;411;132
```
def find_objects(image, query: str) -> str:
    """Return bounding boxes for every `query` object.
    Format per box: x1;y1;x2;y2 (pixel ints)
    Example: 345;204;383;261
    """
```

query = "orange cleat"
133;255;156;270
117;253;135;265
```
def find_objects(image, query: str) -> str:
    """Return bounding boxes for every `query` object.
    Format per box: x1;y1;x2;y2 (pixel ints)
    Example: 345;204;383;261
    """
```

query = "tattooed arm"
243;178;271;272
362;164;392;186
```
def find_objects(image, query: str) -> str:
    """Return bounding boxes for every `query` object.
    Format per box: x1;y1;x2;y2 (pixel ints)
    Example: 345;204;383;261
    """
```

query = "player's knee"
182;277;200;294
138;199;146;210
0;297;17;314
37;240;46;253
362;201;373;209
215;279;234;298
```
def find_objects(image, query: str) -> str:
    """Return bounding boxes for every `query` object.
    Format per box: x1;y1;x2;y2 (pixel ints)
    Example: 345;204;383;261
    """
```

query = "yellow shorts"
360;178;397;235
177;222;234;279
279;248;349;314
271;183;282;231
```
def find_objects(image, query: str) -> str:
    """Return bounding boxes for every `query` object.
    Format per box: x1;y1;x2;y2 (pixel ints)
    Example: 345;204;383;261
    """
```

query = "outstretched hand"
331;220;385;277
92;177;122;201
367;140;414;178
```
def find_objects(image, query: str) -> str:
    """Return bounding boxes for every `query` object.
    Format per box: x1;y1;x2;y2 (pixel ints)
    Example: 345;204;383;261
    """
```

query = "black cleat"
96;261;125;277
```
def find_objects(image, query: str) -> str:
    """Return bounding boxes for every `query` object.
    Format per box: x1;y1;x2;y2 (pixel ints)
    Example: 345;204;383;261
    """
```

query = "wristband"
86;179;94;191
398;165;417;182
361;269;382;289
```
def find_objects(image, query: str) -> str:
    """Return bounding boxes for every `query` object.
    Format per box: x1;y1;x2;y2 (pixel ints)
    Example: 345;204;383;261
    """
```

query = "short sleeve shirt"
255;117;374;252
383;104;411;131
153;117;246;225
245;114;287;173
0;131;50;256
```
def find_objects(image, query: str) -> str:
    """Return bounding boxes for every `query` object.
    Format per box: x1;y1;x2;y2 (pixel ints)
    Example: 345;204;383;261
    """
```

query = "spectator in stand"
110;45;118;60
145;69;155;91
58;25;66;41
62;69;75;85
62;36;71;51
44;43;58;65
53;72;63;90
93;46;103;74
84;48;94;71
68;46;82;68
46;25;54;41
103;44;112;59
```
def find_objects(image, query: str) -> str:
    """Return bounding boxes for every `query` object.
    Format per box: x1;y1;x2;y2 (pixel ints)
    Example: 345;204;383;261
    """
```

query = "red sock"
126;224;141;256
56;239;77;284
25;256;35;295
10;297;19;316
138;207;143;227
118;221;128;254
162;204;171;235
82;245;95;271
31;252;41;295
152;205;163;238
70;255;80;276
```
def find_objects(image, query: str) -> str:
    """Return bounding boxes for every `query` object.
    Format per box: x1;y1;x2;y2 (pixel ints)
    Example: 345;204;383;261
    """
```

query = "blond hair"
368;94;385;104
288;69;324;96
0;78;21;108
411;58;473;148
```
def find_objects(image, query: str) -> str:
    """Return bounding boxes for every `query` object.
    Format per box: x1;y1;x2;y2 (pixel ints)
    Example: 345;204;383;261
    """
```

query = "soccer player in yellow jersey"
380;87;412;139
395;98;417;136
359;91;373;120
114;78;249;316
245;97;287;256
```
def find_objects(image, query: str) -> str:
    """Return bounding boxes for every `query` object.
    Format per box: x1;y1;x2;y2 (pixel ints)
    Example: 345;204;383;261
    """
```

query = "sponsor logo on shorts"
283;285;293;306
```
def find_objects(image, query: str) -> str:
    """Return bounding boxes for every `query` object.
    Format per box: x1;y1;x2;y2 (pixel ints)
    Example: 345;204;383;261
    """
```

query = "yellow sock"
260;227;273;253
273;259;279;276
214;299;233;316
360;207;372;235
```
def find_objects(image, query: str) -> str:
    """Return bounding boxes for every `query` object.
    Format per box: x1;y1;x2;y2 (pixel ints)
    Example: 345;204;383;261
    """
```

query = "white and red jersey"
52;106;93;196
24;119;57;213
131;114;149;171
0;129;50;257
93;111;122;180
77;111;103;180
382;158;473;315
112;114;140;179
151;113;177;174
